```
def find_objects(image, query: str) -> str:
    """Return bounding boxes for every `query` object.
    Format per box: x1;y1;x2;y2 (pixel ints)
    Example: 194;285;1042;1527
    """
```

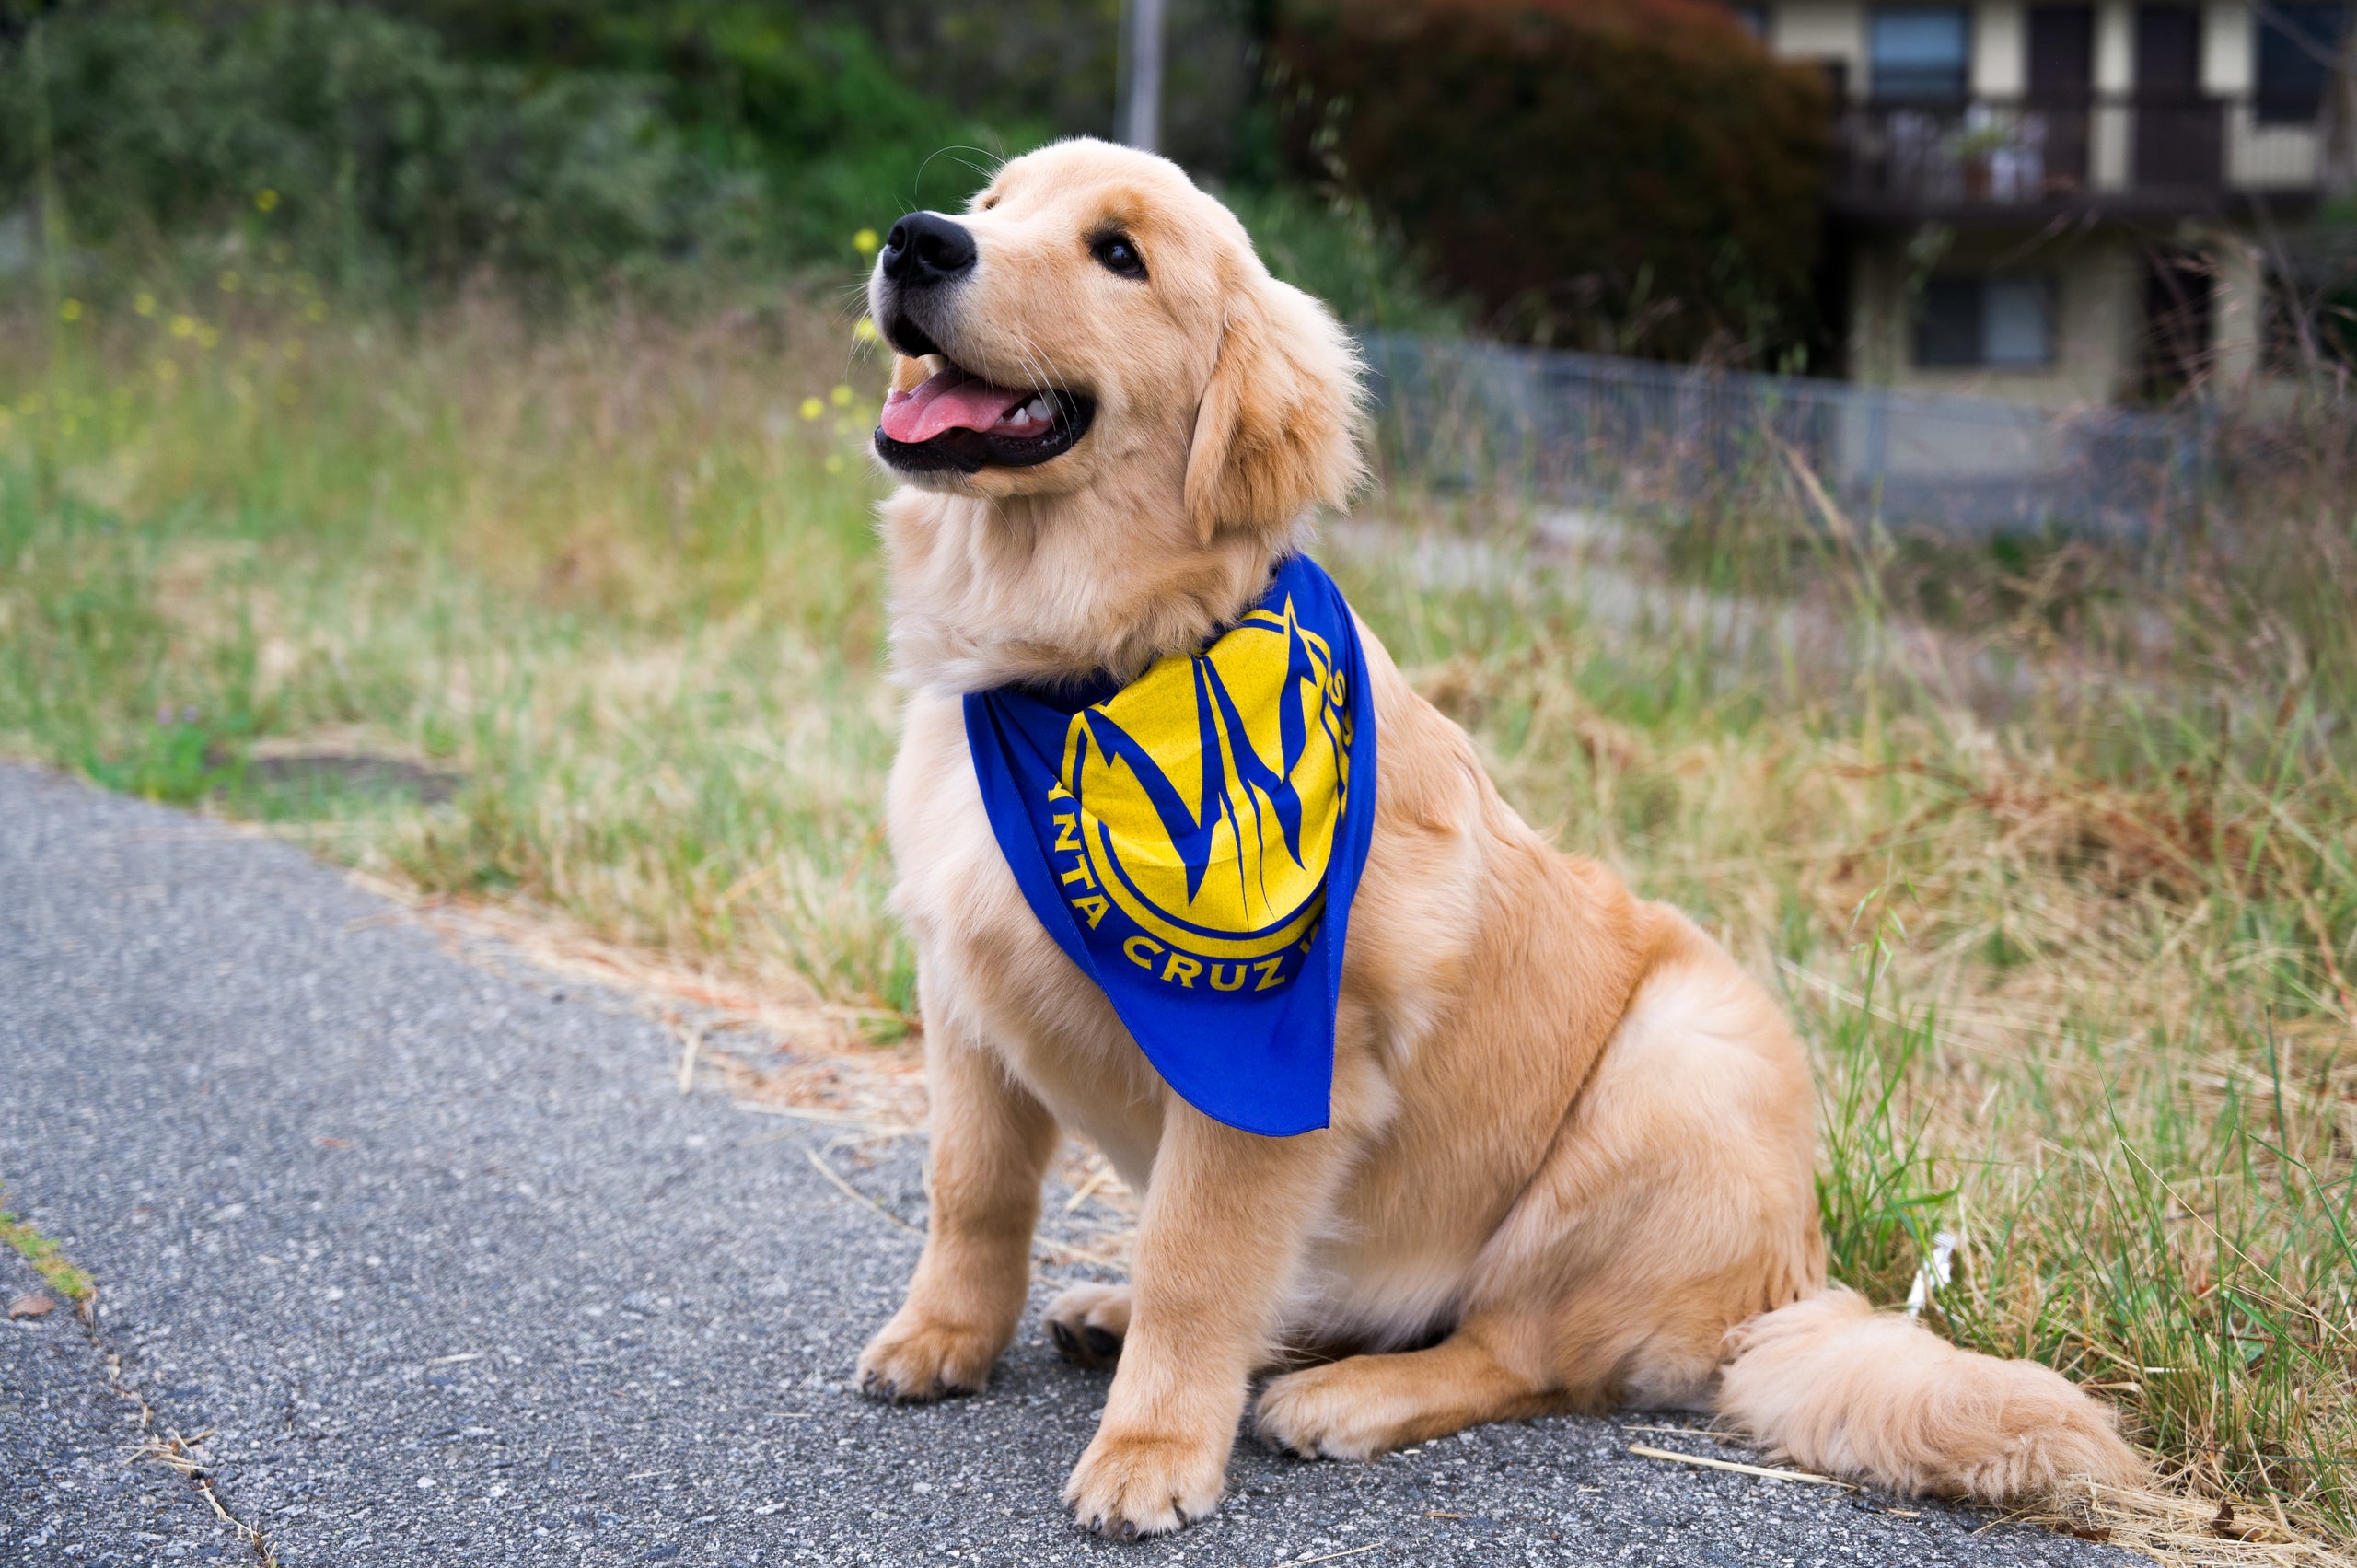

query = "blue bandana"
963;554;1377;1136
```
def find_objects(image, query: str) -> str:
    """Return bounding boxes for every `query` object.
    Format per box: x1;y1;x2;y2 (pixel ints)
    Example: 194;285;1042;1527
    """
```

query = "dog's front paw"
1044;1283;1131;1370
855;1311;1001;1403
1062;1426;1226;1538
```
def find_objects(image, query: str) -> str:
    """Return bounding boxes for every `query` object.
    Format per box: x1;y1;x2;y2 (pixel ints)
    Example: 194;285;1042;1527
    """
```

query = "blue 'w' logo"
1066;607;1341;907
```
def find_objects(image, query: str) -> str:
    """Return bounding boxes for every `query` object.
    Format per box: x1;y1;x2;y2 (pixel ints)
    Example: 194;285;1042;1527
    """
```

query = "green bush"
0;0;1457;325
1216;181;1469;331
836;0;1251;179
381;1;1034;254
1270;0;1831;363
0;1;1021;289
2;2;741;286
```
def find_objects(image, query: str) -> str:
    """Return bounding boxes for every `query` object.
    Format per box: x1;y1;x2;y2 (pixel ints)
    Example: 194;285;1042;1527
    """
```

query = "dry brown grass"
4;292;2353;1557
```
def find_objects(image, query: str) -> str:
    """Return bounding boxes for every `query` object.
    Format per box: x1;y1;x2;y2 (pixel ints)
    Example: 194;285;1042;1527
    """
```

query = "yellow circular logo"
1057;596;1353;962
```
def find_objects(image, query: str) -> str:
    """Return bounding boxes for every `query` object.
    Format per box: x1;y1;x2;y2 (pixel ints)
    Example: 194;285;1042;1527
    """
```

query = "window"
2256;3;2351;123
1916;275;2056;368
1870;6;1971;100
1984;277;2055;364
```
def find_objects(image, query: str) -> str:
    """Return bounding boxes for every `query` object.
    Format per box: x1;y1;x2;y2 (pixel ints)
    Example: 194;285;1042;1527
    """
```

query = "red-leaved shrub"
1271;0;1831;362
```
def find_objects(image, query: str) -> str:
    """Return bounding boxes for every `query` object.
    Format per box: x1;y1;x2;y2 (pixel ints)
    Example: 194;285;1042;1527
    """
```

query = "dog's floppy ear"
1184;270;1367;545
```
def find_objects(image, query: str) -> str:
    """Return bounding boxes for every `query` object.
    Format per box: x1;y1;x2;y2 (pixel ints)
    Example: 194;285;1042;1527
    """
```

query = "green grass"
4;291;911;1016
2;1199;96;1306
1216;183;1472;334
1350;505;2357;1549
3;286;2353;1552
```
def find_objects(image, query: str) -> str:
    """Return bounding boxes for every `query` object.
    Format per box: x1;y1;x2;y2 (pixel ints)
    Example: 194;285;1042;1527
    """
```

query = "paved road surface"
0;763;2127;1566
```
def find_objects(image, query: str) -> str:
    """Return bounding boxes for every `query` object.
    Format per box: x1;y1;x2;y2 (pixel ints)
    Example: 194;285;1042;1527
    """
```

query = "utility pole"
1118;0;1168;153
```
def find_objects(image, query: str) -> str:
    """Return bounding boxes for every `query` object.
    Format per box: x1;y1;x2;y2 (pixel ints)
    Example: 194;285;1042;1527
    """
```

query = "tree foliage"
0;0;1016;287
1271;0;1832;362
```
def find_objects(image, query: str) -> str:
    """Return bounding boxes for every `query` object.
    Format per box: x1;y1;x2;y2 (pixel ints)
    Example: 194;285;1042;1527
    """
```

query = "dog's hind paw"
1255;1360;1425;1459
1044;1283;1130;1371
854;1312;1000;1403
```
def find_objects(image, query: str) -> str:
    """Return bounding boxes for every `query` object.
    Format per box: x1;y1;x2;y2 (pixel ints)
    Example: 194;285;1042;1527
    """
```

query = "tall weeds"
1353;401;2357;1539
1;290;2352;1546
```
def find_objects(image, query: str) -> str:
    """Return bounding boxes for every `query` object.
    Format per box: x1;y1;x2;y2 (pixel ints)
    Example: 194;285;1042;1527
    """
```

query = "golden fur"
853;138;2144;1537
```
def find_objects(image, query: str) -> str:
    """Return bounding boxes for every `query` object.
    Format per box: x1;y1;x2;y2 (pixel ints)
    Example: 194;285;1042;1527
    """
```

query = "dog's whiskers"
1003;335;1056;412
1002;339;1043;404
1009;330;1074;406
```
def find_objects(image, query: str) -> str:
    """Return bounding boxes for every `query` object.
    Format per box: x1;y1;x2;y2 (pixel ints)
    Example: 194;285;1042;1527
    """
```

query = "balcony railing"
1833;95;2332;215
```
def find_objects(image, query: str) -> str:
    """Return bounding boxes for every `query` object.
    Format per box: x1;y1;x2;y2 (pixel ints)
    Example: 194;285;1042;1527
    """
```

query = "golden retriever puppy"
853;137;2142;1538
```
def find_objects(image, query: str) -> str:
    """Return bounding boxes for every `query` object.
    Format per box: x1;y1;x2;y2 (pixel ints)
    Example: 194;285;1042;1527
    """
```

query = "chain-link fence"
1358;332;2209;541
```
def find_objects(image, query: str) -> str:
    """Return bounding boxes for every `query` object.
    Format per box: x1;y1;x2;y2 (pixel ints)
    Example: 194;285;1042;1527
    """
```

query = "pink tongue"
879;369;1027;444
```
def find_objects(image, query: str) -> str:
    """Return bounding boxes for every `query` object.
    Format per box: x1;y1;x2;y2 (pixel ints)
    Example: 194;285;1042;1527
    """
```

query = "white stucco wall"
1771;0;1866;90
2094;0;2137;91
2203;0;2255;91
2207;231;2267;387
1975;1;2026;94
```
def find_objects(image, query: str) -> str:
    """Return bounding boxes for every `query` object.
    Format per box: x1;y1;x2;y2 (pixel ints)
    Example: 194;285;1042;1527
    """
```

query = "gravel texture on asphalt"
2;1248;250;1565
0;762;2132;1566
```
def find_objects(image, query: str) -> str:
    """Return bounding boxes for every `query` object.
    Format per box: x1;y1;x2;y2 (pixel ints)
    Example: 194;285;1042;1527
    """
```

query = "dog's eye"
1091;234;1147;281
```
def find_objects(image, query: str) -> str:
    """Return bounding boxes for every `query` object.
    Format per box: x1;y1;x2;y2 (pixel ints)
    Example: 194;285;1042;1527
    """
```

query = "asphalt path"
0;762;2131;1567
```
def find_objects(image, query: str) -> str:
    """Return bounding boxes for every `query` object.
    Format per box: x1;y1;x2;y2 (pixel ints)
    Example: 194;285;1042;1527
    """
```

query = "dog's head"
868;139;1364;545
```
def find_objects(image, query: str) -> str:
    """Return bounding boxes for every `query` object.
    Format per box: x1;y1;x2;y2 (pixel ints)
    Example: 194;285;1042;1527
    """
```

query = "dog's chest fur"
885;676;1562;1345
887;688;1173;1183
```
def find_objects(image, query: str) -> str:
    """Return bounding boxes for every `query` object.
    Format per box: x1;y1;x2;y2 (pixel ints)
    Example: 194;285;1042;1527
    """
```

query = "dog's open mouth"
874;365;1095;474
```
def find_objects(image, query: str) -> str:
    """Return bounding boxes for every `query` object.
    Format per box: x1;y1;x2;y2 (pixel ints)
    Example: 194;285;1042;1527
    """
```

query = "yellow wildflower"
255;189;279;212
853;227;880;255
853;317;880;343
799;396;823;421
218;271;240;294
825;454;846;474
59;298;83;322
306;300;328;323
830;384;853;407
170;315;196;339
134;292;157;317
196;326;221;350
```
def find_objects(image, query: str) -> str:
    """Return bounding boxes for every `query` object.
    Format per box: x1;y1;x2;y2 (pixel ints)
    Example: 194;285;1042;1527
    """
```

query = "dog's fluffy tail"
1714;1286;2146;1504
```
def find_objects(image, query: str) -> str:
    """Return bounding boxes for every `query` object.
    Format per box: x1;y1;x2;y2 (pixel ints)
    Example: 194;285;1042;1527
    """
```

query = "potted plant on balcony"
1951;113;2017;201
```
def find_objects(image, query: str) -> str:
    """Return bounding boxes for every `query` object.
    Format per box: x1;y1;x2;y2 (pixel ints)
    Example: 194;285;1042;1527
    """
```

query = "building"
1738;2;2349;404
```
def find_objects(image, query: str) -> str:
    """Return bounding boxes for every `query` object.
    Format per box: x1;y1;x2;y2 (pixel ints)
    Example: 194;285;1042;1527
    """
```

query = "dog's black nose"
880;213;976;288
